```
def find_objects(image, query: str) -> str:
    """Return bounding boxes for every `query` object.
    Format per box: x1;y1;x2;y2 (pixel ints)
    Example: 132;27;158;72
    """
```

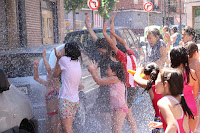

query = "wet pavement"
81;86;154;133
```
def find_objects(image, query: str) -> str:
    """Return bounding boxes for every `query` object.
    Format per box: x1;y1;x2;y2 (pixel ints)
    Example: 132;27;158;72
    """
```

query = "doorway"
42;9;54;44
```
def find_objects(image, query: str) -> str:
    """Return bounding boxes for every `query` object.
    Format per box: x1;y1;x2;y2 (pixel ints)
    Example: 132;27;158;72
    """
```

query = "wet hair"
109;61;126;83
64;42;81;60
183;26;197;43
185;42;198;58
161;68;194;119
143;63;159;92
172;26;178;33
117;43;127;54
0;69;10;93
95;38;111;53
147;28;163;39
170;46;195;84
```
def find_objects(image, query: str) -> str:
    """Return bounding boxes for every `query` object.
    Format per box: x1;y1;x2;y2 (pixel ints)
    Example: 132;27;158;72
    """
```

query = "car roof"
0;44;60;56
66;27;131;34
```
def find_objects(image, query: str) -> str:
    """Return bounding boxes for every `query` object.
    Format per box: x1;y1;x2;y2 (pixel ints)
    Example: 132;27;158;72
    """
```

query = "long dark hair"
170;46;195;84
185;42;198;58
161;68;194;119
143;63;159;92
109;61;126;83
64;42;81;60
0;69;10;93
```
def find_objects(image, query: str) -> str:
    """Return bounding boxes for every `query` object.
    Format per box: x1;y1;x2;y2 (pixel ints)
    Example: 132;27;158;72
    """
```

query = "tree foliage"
97;0;117;21
64;0;87;13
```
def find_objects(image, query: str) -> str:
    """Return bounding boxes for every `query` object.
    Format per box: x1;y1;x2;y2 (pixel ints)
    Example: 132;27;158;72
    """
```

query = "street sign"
175;17;183;24
144;2;153;12
88;0;99;10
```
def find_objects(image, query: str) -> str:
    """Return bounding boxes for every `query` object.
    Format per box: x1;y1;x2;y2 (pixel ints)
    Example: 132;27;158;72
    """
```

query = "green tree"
97;0;117;23
64;0;87;31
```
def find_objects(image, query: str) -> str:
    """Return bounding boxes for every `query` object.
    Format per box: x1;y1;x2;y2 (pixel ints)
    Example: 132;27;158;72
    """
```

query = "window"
193;6;200;34
134;0;138;4
168;0;177;12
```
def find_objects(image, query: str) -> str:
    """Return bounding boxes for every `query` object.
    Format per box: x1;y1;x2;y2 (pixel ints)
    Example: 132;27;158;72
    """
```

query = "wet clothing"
146;39;166;64
45;90;59;119
109;82;126;109
59;98;79;119
116;49;137;87
152;84;163;117
58;56;82;102
160;95;191;133
116;49;137;108
151;84;164;132
173;33;181;47
152;117;164;133
183;72;197;117
113;107;129;115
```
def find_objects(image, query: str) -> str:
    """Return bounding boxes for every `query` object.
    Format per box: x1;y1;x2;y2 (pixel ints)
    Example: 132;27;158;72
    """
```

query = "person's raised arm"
88;60;119;85
43;48;52;75
53;48;62;78
103;22;118;54
110;9;118;45
134;67;148;88
85;13;98;42
34;61;48;86
110;30;130;50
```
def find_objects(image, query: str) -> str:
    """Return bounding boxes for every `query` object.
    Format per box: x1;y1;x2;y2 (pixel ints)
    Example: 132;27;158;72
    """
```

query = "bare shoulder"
157;97;170;108
108;76;120;83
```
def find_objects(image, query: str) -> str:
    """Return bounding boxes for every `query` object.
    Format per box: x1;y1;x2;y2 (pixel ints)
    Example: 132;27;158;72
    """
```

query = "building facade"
0;0;65;50
185;0;200;35
116;0;186;27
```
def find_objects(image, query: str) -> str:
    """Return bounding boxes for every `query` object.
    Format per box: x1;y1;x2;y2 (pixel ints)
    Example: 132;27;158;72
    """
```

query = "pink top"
152;84;163;117
183;72;197;116
161;96;191;133
109;82;126;109
117;49;137;87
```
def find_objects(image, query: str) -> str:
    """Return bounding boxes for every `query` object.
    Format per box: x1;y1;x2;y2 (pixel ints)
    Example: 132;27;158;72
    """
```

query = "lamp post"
179;0;182;33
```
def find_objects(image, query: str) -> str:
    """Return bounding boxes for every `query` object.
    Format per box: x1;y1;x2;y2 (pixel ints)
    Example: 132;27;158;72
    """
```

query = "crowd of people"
31;10;200;133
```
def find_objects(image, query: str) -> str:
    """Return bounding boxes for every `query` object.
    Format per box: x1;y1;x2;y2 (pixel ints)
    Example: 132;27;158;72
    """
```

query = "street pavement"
82;86;154;133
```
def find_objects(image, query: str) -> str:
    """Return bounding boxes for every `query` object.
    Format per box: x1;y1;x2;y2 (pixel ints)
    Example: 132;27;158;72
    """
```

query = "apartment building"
185;0;200;35
0;0;65;50
115;0;185;30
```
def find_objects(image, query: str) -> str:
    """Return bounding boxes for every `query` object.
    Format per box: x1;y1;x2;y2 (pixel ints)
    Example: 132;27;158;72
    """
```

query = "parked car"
0;69;37;133
0;46;55;133
64;27;141;61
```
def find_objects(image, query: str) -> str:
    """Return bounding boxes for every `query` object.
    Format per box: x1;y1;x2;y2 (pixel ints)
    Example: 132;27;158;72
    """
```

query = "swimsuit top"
161;95;190;133
151;84;163;117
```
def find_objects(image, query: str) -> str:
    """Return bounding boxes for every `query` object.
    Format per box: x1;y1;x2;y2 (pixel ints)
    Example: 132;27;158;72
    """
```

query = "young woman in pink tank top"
88;61;128;133
149;68;194;132
170;46;199;132
134;63;164;133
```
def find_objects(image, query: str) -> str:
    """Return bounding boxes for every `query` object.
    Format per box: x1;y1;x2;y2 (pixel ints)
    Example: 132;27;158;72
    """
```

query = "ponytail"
144;69;158;92
180;95;194;119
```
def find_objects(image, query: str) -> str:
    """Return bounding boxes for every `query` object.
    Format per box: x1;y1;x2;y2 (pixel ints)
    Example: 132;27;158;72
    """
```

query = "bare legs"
126;108;138;133
112;110;126;133
61;116;74;133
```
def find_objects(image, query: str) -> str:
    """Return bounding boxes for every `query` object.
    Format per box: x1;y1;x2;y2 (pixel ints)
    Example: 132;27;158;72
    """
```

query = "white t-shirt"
58;56;82;102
